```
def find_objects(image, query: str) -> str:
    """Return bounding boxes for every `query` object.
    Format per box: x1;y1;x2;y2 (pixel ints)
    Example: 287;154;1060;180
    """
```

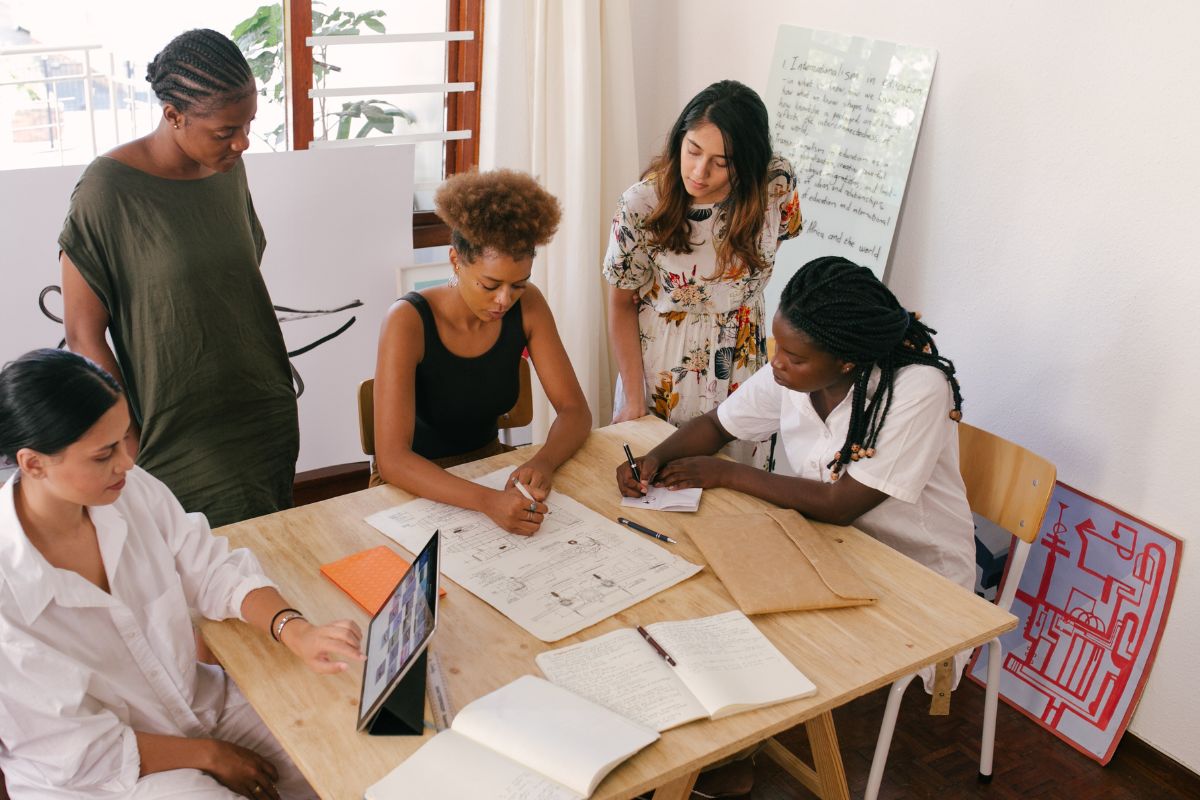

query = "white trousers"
128;682;316;800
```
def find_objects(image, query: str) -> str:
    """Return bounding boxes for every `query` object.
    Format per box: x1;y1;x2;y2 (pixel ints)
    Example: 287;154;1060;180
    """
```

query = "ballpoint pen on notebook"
636;625;678;667
617;516;677;544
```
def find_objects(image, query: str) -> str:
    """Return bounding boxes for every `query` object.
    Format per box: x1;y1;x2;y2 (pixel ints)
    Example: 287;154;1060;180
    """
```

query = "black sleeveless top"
402;291;527;460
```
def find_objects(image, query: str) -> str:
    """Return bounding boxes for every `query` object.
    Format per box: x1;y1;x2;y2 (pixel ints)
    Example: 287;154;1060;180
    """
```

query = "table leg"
650;770;698;799
806;710;850;800
762;710;850;800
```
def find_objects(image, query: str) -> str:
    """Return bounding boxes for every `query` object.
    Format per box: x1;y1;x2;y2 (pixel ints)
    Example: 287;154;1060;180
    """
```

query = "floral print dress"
603;154;803;467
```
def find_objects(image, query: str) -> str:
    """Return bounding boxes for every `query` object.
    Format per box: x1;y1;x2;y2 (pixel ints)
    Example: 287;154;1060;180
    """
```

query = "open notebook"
535;610;816;732
619;486;702;512
365;676;658;799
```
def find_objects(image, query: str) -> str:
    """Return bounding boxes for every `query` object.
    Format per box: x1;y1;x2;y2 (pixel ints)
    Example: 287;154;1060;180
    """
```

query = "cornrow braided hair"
779;256;964;481
146;29;254;114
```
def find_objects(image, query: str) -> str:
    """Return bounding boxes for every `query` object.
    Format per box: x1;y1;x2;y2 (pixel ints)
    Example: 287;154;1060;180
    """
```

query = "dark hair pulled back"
146;28;254;114
0;349;123;459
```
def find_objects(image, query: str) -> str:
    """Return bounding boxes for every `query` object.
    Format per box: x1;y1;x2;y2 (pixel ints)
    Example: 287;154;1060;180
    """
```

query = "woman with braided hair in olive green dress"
59;29;298;527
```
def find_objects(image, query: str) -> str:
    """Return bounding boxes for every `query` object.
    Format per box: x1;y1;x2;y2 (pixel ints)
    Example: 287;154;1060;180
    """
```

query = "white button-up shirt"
0;467;274;798
718;364;976;591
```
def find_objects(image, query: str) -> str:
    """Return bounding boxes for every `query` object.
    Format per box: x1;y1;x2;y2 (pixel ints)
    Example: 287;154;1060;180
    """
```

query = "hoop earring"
447;265;459;288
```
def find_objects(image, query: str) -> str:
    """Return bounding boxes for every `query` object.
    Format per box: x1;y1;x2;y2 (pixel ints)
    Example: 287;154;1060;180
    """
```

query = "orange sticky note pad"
320;545;445;615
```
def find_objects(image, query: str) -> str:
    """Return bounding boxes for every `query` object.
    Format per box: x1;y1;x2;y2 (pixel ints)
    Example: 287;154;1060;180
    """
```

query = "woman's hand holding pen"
507;459;552;501
616;453;661;497
488;486;549;536
278;618;366;675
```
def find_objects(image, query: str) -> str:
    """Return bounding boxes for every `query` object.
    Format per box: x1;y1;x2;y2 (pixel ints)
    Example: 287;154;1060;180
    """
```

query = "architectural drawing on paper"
365;468;702;642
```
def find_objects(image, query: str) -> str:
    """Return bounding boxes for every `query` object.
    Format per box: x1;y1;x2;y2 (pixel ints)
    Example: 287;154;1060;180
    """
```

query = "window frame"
283;0;484;248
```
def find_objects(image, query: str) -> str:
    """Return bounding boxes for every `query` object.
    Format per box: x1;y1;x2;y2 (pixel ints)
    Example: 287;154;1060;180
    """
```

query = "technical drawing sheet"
364;468;702;641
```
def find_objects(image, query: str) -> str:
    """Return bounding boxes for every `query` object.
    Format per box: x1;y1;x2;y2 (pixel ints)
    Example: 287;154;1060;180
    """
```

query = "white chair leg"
865;673;918;800
979;636;1003;782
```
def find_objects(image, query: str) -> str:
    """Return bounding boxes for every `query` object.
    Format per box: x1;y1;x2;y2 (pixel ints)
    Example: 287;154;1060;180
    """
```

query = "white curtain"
479;0;641;439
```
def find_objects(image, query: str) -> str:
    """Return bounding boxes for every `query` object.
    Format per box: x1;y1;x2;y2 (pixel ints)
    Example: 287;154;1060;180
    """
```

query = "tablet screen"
358;531;439;729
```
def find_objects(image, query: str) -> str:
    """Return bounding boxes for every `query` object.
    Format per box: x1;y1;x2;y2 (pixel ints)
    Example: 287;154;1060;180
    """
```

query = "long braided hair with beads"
146;29;254;114
779;256;964;481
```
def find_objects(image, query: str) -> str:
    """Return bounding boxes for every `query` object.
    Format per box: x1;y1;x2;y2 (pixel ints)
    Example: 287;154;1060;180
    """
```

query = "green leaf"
362;17;384;32
337;113;353;139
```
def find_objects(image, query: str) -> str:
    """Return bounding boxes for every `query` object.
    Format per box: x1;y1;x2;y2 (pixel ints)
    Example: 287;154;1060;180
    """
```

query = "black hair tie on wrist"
270;607;302;641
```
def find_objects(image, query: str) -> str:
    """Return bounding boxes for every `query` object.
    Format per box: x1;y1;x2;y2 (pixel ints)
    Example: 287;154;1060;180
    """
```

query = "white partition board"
764;26;936;313
0;145;414;473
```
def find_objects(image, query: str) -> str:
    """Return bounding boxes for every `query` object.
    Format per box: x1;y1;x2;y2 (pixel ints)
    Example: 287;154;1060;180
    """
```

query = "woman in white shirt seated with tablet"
618;254;975;595
0;349;365;800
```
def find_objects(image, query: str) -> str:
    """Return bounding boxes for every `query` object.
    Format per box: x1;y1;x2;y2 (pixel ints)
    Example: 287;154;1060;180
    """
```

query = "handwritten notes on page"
619;486;702;512
763;26;937;312
536;611;817;732
364;467;702;642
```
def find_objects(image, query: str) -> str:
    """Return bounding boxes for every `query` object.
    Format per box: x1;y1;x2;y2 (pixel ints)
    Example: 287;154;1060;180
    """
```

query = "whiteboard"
0;146;413;473
763;25;936;314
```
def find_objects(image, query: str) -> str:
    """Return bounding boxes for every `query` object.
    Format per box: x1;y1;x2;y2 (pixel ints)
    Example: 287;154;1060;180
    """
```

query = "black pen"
617;516;677;545
622;442;642;484
636;625;678;667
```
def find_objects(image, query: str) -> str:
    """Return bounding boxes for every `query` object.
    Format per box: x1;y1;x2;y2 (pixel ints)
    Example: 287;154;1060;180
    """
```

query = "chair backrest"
357;358;534;457
957;422;1056;545
358;378;376;456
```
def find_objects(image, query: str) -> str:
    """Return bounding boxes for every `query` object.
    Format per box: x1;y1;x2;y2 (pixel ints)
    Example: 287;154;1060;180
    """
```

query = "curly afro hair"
434;169;562;262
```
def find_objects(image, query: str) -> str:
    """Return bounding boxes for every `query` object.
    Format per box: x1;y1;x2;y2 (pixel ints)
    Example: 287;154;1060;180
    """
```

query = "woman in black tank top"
372;170;591;535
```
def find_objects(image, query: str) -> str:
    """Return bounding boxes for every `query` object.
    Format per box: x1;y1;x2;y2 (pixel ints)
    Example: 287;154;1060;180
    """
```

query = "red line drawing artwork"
968;482;1181;764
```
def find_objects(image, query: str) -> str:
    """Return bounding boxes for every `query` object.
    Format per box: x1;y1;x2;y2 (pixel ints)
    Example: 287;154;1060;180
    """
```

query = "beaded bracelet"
270;607;303;641
274;613;305;644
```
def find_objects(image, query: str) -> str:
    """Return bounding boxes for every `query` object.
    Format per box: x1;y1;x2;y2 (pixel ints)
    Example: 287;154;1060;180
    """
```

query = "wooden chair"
357;356;534;457
760;423;1055;798
860;423;1056;798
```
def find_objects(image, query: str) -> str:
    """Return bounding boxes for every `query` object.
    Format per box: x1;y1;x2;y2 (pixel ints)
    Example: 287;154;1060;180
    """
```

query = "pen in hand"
512;478;550;514
636;625;677;667
622;442;642;485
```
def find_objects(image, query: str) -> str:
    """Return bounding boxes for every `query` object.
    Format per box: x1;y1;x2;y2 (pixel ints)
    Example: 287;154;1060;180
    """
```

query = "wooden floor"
752;678;1199;799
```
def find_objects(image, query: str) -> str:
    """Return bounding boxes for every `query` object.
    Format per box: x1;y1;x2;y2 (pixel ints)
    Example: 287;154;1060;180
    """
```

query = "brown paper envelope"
686;509;877;615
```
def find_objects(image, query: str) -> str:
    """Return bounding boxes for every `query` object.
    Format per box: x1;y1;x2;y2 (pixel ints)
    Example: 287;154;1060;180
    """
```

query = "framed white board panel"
763;26;936;314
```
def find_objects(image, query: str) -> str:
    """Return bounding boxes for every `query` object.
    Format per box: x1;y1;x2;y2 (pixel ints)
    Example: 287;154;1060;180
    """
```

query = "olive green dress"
59;157;299;527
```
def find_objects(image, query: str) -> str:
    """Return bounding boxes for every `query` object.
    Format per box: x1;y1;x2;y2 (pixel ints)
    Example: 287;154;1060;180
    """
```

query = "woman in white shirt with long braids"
0;349;364;799
618;257;976;707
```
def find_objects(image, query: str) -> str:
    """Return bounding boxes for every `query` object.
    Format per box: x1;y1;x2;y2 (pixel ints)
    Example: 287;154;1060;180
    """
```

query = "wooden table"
200;418;1016;799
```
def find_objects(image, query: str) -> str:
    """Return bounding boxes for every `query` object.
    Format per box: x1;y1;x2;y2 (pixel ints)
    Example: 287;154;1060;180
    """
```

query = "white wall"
628;0;1200;772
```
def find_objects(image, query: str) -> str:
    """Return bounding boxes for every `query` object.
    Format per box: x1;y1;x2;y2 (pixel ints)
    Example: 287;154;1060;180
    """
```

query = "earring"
173;122;180;129
447;265;459;288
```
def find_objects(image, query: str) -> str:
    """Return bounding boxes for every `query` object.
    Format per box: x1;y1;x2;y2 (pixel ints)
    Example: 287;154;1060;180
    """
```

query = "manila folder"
687;508;877;614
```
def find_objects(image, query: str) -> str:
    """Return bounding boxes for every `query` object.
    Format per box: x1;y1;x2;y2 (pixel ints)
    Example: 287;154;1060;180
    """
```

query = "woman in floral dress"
604;80;802;466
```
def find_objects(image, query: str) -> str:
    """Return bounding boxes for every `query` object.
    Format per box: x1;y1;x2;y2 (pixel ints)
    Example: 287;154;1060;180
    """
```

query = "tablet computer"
357;531;440;732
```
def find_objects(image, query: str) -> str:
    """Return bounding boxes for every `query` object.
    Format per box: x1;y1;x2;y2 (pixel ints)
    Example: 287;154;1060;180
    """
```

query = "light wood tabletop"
199;417;1016;800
